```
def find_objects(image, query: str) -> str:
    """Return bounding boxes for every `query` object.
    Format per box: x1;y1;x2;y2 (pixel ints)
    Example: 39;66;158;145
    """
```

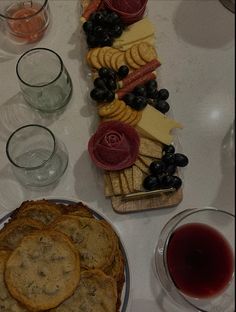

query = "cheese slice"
136;105;183;145
113;18;154;48
118;36;156;51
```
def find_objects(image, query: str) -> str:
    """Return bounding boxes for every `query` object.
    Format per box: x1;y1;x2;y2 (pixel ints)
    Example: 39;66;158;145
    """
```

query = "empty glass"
6;124;69;187
0;0;50;43
16;48;73;113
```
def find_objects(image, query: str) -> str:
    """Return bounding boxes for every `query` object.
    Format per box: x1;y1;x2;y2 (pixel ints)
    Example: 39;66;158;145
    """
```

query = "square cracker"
138;155;157;167
132;165;147;191
120;172;130;194
135;158;149;174
123;167;134;192
104;172;114;197
139;137;163;159
109;171;123;195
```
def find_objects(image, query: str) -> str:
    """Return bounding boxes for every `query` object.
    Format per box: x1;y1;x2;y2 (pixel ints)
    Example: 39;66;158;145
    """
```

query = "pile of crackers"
99;99;142;126
104;137;163;196
0;200;125;311
86;41;157;71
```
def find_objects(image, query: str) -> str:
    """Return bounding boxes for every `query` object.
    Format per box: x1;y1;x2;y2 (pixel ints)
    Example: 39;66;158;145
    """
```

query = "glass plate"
0;198;130;312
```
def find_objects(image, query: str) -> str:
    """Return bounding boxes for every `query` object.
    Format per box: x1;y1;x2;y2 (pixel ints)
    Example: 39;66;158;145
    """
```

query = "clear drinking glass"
0;0;50;43
155;208;235;312
16;48;73;113
6;124;69;187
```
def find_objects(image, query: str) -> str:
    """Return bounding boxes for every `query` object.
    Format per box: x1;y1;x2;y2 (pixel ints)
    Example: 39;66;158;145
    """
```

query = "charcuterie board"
80;0;188;214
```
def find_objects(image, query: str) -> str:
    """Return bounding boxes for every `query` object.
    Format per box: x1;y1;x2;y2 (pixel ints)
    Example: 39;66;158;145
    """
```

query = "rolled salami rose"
88;121;140;170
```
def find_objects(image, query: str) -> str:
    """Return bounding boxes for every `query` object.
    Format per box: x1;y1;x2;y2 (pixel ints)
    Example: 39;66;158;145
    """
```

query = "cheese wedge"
113;18;155;48
136;105;183;145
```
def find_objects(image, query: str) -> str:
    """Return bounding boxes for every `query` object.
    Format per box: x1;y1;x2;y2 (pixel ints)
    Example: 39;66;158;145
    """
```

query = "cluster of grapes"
143;144;189;191
123;80;170;113
83;10;125;48
90;66;129;103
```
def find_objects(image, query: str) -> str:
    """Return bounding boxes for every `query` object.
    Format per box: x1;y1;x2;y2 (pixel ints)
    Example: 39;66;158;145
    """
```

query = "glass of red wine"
155;208;235;311
0;0;50;43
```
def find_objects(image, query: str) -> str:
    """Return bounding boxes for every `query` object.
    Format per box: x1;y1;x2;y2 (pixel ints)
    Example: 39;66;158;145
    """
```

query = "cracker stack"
104;137;163;196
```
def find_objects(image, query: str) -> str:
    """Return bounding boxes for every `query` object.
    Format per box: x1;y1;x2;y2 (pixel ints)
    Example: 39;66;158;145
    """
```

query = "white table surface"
0;1;235;311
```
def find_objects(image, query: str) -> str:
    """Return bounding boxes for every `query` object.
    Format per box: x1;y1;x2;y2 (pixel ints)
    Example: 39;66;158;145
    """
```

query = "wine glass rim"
16;48;64;88
6;124;56;169
159;207;235;312
0;0;49;20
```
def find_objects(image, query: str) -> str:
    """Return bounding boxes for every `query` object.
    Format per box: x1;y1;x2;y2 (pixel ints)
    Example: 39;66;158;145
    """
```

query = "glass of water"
0;0;50;43
16;48;73;113
6;124;69;187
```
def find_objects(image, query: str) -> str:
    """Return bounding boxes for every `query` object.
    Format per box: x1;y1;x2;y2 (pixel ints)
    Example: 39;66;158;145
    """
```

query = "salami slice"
88;121;140;171
81;0;102;22
119;59;161;88
117;72;157;99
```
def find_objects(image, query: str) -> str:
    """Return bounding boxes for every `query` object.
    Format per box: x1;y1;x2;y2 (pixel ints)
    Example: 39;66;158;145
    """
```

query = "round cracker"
130;44;146;66
89;47;101;69
5;230;80;311
110;107;128;121
119;106;134;122
116;53;126;71
86;49;93;67
110;51;122;71
98;100;121;117
138;42;157;63
125;109;138;125
108;100;126;117
130;110;143;126
97;47;110;68
125;49;140;70
104;48;119;68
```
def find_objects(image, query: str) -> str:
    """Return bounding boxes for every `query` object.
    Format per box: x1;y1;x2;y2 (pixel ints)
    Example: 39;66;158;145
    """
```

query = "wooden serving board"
111;187;183;213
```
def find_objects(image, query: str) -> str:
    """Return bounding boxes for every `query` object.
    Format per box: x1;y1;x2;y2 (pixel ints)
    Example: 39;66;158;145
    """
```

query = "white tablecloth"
0;1;234;311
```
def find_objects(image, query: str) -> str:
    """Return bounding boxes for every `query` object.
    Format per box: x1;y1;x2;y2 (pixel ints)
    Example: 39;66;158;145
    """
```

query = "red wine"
167;223;234;298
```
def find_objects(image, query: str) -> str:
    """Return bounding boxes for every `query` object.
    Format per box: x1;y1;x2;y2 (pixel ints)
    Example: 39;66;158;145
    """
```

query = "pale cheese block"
117;36;156;51
113;18;154;48
136;105;183;145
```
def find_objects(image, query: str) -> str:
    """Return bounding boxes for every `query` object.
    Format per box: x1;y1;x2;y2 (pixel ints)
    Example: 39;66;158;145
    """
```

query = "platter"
80;1;188;213
0;199;130;312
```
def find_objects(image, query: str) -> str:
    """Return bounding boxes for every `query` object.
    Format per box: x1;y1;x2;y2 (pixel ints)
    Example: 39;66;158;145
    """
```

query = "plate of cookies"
0;199;130;312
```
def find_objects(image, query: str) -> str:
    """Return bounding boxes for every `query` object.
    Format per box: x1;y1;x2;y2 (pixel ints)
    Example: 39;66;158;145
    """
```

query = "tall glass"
0;0;50;43
6;124;69;187
16;48;73;113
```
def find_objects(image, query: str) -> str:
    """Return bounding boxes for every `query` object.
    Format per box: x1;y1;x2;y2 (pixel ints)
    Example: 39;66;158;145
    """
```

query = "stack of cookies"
0;200;125;311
